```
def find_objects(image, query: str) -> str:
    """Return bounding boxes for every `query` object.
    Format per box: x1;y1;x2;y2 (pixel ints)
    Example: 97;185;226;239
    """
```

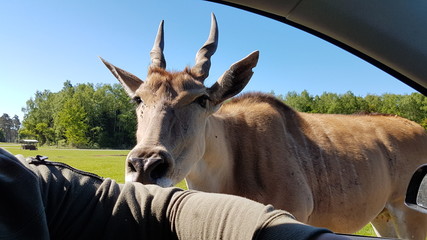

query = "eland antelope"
101;14;427;239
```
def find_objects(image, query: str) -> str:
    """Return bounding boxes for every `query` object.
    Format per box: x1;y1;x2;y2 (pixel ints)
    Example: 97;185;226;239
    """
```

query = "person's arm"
0;147;346;239
0;149;50;239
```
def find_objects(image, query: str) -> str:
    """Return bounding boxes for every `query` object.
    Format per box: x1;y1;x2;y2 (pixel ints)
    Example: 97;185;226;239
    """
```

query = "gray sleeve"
166;190;331;240
0;147;331;240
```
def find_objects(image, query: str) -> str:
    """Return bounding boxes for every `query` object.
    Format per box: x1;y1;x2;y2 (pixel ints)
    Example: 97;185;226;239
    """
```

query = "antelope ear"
208;51;259;105
100;57;143;96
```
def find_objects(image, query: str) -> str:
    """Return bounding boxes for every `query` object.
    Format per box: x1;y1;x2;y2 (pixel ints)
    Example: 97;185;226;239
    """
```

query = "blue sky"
0;0;416;121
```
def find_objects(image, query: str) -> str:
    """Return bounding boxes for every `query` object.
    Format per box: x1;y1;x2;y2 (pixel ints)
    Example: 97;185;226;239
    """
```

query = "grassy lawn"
0;142;187;189
0;142;375;236
1;142;128;182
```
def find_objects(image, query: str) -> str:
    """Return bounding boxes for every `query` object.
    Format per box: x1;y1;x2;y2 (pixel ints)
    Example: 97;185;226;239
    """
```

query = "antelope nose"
128;157;168;184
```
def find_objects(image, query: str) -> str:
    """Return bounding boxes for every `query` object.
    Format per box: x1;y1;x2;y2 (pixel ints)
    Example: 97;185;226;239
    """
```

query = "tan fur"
128;84;427;237
187;92;427;239
112;68;427;238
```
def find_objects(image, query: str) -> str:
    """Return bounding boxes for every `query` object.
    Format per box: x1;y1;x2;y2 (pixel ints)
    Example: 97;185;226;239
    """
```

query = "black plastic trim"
405;164;427;213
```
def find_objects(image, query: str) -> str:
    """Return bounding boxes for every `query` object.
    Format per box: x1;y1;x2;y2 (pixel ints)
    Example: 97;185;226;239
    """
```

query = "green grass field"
2;142;128;182
0;142;187;189
0;142;375;236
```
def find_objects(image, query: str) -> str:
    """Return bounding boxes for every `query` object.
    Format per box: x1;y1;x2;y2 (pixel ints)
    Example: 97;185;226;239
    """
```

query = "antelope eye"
132;96;142;105
195;95;209;108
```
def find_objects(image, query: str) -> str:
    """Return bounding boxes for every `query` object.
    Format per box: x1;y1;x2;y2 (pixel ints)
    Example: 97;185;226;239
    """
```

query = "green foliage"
58;101;90;147
278;91;427;129
19;90;57;144
0;114;20;142
20;81;137;149
0;129;5;142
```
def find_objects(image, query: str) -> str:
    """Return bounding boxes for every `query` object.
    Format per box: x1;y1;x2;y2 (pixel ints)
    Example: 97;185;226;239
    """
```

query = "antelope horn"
150;20;166;69
192;13;218;81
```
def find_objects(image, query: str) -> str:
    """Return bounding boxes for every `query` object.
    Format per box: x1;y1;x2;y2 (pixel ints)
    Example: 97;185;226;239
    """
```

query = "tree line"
0;114;21;142
19;81;137;149
275;90;427;129
5;81;426;148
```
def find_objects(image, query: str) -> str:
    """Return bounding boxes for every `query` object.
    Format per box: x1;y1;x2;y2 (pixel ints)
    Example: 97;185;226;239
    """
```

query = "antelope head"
101;13;259;187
